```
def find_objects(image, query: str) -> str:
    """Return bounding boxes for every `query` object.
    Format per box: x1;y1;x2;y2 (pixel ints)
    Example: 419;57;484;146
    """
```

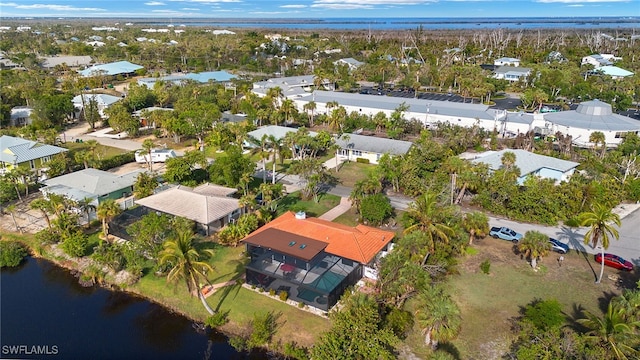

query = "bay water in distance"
1;257;251;360
138;17;640;30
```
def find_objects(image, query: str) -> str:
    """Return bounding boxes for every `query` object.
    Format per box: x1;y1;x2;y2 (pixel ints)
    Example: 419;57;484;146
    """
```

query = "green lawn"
132;241;329;347
275;191;341;217
412;240;624;359
63;142;128;158
334;161;375;187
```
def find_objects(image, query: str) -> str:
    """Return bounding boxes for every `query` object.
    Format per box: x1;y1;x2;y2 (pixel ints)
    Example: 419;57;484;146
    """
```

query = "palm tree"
328;106;347;132
4;204;22;233
589;131;606;158
578;301;640;359
579;204;621;283
266;135;282;184
281;98;296;124
77;197;96;228
415;287;461;349
248;134;270;183
96;199;122;239
403;192;455;253
501;151;516;171
30;198;53;229
142;138;155;172
462;211;489;245
518;230;552;270
158;228;216;315
303;101;316;127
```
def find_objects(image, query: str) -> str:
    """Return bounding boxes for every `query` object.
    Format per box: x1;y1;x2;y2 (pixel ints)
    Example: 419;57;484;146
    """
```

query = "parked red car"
594;253;634;271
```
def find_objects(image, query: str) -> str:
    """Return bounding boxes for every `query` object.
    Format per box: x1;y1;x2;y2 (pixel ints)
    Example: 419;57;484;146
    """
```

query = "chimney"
295;211;306;220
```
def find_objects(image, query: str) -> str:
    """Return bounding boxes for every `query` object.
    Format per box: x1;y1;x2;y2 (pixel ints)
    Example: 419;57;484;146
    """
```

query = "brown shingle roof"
241;211;394;264
242;228;327;261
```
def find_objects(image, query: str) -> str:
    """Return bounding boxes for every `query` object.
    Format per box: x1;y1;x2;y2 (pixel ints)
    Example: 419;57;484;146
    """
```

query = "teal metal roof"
0;135;67;164
597;66;634;77
79;60;143;77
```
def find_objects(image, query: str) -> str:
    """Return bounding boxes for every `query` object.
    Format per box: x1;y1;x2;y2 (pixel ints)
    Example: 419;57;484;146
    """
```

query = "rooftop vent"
295;211;306;220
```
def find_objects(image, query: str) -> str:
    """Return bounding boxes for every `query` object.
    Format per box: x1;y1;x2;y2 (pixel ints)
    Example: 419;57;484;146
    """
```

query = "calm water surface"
1;257;252;360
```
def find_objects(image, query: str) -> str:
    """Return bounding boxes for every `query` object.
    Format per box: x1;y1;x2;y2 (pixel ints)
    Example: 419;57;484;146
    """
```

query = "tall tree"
158;227;216;315
579;204;621;284
415;286;461;349
141;138;155;172
462;211;489;245
403;192;455;253
578;300;640;359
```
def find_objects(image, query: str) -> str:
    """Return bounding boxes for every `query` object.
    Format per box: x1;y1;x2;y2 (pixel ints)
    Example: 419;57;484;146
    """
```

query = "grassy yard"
276;191;341;217
132;241;330;347
334;208;405;237
404;238;625;359
63;141;128;158
334;161;375;187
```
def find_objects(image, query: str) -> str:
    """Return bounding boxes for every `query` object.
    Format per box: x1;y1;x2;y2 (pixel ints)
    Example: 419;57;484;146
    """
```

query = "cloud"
0;2;105;11
280;4;307;8
567;3;585;6
311;0;436;9
181;7;200;10
145;1;166;5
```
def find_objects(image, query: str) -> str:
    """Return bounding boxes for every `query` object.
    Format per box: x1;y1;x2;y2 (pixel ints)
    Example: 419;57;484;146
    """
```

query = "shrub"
360;193;393;225
279;291;289;302
480;259;491;274
0;241;28;268
35;229;61;244
61;231;89;257
96;152;136;171
298;301;305;308
205;311;230;328
355;157;370;164
523;299;564;331
269;288;276;296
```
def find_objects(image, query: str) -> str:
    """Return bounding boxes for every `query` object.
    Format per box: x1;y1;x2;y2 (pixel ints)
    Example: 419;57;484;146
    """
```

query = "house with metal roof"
471;149;579;185
494;57;521;67
0;135;67;175
72;93;123;117
79;60;143;77
334;57;364;72
493;66;532;82
540;99;640;147
242;211;394;310
591;65;634;79
137;70;236;88
335;133;412;164
41;168;144;210
252;75;329;98
134;183;243;236
246;125;317;145
581;54;620;68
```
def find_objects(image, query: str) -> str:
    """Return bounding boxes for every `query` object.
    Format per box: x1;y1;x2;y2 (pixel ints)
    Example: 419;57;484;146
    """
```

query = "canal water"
1;257;253;359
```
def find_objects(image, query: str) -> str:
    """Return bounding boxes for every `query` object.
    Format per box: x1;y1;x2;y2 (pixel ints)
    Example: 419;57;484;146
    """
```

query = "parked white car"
135;149;177;163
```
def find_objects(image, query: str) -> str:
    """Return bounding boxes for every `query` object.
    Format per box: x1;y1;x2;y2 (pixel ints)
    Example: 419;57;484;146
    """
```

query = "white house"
252;75;326;99
335;133;412;164
9;106;33;127
493;66;531;82
334;58;364;72
72;94;123;117
494;57;521;67
470;149;579;185
591;65;634;80
581;54;620;68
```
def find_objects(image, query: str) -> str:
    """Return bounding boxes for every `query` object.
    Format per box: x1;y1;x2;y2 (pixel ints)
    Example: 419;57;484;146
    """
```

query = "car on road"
549;238;569;254
489;226;523;243
594;253;634;271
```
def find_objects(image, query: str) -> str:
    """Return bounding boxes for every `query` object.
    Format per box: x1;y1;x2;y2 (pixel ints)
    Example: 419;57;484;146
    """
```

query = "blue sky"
0;0;638;18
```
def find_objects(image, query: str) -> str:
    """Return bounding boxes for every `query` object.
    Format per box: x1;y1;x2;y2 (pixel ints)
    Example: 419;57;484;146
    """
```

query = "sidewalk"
318;197;352;221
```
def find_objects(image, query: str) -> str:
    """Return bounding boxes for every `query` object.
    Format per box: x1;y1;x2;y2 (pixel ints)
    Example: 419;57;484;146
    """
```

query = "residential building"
40;55;93;69
493;66;531;82
79;60;143;77
335;133;412;164
40;168;145;213
334;57;364;72
72;93;122;118
242;211;395;311
252;75;323;98
137;70;236;88
9;106;33;127
246;125;317;146
581;54;620;68
0;135;67;175
135;183;243;236
470;149;579;185
590;65;634;79
494;57;521;67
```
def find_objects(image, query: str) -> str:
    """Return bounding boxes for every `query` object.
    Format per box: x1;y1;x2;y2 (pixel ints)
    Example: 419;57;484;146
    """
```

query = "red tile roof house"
241;211;395;311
